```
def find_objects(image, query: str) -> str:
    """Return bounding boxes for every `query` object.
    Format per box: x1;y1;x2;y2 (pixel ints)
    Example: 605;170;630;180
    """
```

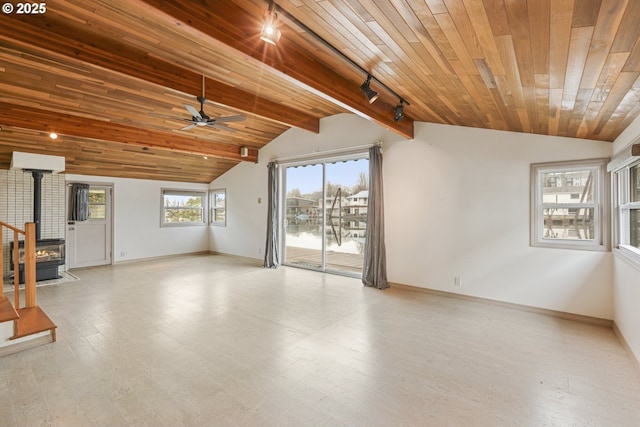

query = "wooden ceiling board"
0;129;234;183
2;0;640;183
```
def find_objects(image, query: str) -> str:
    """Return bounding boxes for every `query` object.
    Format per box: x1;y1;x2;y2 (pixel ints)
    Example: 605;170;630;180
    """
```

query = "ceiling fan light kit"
153;76;246;132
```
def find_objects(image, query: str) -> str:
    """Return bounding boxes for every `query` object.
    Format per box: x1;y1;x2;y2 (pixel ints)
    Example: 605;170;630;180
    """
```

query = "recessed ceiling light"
49;132;58;139
203;156;208;160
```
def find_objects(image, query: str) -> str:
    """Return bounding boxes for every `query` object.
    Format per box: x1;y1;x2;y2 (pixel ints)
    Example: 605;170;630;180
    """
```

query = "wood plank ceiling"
1;0;639;183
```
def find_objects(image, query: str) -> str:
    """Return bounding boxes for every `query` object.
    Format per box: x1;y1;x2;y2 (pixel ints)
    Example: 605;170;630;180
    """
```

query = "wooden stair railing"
0;221;57;343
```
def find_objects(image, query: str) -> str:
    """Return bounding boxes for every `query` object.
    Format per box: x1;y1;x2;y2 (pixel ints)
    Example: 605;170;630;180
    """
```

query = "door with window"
282;157;368;276
66;184;113;268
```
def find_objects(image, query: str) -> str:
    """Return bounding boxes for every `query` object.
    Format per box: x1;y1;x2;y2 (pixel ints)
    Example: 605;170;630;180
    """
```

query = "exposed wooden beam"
0;14;319;134
0;103;258;162
135;0;414;139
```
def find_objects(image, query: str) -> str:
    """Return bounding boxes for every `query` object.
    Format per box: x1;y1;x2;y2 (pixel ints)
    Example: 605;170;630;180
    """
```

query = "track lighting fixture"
393;100;405;123
359;75;379;104
260;0;281;45
260;1;409;122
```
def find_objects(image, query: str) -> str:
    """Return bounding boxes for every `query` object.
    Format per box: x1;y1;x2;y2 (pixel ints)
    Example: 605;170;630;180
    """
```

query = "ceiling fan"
152;75;246;132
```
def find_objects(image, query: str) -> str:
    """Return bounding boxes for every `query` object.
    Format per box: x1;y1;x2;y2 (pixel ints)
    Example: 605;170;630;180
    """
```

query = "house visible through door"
66;184;113;268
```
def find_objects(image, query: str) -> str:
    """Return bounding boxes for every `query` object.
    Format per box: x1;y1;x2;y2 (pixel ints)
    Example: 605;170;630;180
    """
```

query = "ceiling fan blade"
215;114;246;123
183;104;202;119
181;124;197;131
209;123;237;132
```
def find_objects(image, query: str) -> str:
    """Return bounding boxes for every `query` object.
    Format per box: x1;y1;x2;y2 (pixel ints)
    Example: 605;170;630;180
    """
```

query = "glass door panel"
325;159;368;274
284;164;323;269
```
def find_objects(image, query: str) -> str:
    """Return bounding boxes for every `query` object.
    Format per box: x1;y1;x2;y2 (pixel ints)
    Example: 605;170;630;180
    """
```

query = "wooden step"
11;306;57;341
0;296;19;323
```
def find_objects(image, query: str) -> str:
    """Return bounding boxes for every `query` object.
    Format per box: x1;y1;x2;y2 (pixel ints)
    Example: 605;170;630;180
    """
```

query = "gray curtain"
70;183;90;221
264;162;280;268
362;146;389;289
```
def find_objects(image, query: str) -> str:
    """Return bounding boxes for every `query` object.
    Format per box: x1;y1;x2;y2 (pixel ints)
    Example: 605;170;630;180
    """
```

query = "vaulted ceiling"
1;0;639;183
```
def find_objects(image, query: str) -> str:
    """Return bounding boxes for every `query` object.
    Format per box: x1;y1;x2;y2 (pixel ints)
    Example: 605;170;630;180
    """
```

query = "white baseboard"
389;282;613;328
613;322;640;375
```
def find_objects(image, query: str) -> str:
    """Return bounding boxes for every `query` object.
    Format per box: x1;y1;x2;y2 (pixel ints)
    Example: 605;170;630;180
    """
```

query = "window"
209;189;226;226
88;188;107;219
531;159;609;251
161;189;206;226
613;160;640;261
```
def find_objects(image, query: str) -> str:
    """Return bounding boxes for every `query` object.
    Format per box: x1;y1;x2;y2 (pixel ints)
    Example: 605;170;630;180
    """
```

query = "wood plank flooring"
1;254;639;426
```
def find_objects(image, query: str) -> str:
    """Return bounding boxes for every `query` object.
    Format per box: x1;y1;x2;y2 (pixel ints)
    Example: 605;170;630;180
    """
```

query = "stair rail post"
13;229;20;309
24;222;37;308
0;226;3;287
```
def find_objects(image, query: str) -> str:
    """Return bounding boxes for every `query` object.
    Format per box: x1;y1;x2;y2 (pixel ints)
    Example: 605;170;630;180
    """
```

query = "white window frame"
611;159;640;268
161;188;207;227
209;188;226;227
531;158;609;251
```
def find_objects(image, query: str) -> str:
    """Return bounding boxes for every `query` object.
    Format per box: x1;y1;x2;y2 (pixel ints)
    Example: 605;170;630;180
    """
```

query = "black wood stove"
9;170;66;283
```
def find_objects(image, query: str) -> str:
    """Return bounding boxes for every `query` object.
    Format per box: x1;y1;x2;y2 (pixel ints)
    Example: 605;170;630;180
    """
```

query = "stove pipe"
30;170;48;240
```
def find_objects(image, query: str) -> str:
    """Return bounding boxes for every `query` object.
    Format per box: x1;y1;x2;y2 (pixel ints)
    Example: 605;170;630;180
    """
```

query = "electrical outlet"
454;276;461;286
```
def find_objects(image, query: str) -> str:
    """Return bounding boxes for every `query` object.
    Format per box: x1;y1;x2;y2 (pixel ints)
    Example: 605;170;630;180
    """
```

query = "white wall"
210;113;614;319
66;174;209;262
611;114;640;363
384;123;612;318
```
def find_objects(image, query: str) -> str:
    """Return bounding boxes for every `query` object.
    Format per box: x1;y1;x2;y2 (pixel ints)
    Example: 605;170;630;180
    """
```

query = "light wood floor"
1;254;639;426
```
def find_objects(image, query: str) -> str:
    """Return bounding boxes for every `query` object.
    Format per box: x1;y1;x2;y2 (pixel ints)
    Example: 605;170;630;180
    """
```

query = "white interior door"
66;184;113;268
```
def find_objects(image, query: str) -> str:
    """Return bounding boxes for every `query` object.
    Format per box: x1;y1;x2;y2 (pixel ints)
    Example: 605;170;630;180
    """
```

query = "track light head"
393;100;405;122
360;75;379;104
260;1;281;45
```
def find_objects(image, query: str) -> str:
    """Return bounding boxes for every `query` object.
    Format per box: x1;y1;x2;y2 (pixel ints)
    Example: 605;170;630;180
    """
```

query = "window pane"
542;208;595;240
89;188;106;204
164;207;203;223
164;194;203;208
214;208;225;222
88;188;107;219
631;210;640;249
631;164;640;203
214;193;225;208
162;190;205;225
542;170;594;203
89;205;106;220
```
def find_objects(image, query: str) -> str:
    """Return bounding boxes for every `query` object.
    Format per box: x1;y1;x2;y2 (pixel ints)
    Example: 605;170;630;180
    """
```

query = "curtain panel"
264;161;280;268
362;146;389;289
70;183;90;221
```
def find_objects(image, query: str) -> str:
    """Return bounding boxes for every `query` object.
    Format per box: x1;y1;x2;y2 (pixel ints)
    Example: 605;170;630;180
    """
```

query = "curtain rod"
272;141;382;164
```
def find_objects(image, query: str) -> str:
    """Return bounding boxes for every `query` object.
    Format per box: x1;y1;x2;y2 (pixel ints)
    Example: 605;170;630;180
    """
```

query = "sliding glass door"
283;156;368;276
